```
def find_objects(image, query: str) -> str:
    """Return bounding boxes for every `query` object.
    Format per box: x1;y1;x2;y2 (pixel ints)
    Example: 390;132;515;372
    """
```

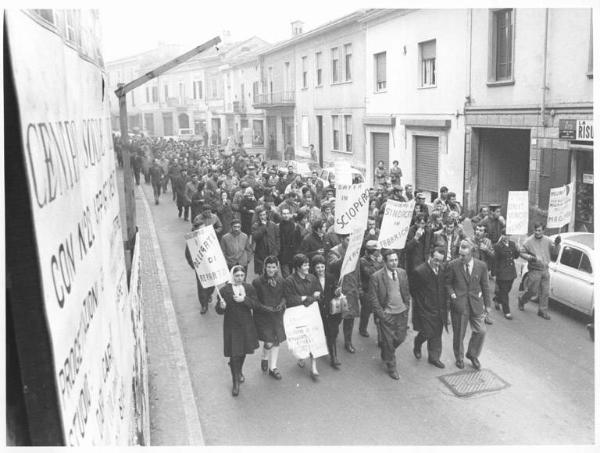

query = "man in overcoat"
445;240;491;370
411;247;447;368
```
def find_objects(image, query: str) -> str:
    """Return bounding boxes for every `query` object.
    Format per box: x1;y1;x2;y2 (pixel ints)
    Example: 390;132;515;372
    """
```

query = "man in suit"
368;250;411;380
411;247;447;368
445;240;491;370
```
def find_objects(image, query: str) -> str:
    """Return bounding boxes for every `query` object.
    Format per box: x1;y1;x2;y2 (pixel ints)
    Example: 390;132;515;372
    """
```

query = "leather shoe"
268;368;282;380
428;359;445;369
200;305;208;315
345;343;356;353
359;329;370;338
504;313;513;320
238;372;245;383
310;370;319;382
413;342;422;360
261;359;268;372
484;315;493;325
538;311;551;320
455;359;465;369
466;353;481;370
388;368;400;380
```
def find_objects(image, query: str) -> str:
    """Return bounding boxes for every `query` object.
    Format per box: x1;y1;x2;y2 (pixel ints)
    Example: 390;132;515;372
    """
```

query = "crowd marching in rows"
115;135;562;397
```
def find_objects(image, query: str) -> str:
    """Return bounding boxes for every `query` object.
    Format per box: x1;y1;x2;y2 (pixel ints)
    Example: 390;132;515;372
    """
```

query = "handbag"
329;294;348;315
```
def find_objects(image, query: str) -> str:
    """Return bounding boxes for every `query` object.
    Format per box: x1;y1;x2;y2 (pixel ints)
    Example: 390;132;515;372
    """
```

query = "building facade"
255;11;373;168
363;9;469;198
464;8;593;232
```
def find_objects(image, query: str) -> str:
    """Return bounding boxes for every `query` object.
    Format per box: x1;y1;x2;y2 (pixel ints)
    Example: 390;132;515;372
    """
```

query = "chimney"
291;20;304;37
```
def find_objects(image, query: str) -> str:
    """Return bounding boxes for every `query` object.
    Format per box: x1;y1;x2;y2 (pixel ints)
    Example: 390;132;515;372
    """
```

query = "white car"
546;232;594;318
318;166;364;186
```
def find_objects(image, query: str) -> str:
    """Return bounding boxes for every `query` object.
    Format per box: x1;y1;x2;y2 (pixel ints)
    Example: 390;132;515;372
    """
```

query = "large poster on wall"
6;10;148;445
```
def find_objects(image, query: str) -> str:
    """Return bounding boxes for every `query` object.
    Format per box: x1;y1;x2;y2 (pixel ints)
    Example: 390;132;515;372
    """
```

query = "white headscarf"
229;265;246;300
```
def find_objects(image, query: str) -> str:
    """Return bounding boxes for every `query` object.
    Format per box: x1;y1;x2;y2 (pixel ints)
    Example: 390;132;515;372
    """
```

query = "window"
580;253;592;273
315;52;323;86
331;47;339;83
152;86;158;103
301;116;309;147
419;40;436;87
193;81;203;99
332;115;340;150
560;246;584;270
375;52;387;91
344;115;352;152
131;89;135;107
284;62;290;92
252;120;264;145
268;67;273;95
489;9;515;82
588;11;593;78
252;81;259;103
33;9;55;24
302;56;308;88
179;82;185;103
65;10;81;45
164;84;169;101
344;44;352;81
145;87;150;103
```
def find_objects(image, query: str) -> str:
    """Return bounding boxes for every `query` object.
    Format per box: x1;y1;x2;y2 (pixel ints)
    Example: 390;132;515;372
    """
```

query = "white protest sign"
547;183;574;229
334;183;370;234
283;303;329;359
185;225;229;288
339;228;364;282
506;191;529;235
378;200;415;249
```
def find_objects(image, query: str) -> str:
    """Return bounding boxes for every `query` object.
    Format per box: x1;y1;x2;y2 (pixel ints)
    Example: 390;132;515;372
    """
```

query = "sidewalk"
121;172;205;445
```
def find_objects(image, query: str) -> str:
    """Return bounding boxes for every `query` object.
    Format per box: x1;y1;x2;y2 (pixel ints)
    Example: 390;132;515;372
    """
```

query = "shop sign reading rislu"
559;119;594;142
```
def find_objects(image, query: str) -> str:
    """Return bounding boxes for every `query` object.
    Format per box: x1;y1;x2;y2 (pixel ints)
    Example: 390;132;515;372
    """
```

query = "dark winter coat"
215;283;259;357
252;275;287;344
493;240;520;281
411;262;446;337
279;220;302;265
239;197;257;235
252;221;280;262
404;224;433;275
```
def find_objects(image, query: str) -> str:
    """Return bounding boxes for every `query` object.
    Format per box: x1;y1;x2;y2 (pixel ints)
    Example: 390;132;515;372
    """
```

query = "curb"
138;186;205;446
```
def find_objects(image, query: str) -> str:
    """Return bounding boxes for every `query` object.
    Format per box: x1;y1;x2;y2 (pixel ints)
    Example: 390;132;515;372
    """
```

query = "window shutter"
421;40;436;60
376;53;386;83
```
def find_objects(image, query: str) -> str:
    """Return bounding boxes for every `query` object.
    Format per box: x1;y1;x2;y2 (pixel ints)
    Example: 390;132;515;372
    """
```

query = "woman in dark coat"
311;254;341;369
215;265;259;397
216;190;234;237
493;231;520;319
252;256;286;380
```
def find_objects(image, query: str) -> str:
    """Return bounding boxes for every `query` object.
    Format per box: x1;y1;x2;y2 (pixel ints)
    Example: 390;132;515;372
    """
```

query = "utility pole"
115;36;221;261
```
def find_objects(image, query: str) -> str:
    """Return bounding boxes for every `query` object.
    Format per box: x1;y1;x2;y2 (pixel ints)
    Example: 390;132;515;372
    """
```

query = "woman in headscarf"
215;265;259;397
252;256;286;380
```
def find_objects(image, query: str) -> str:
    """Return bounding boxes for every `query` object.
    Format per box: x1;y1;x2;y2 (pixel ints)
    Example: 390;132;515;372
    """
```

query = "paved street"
135;178;594;446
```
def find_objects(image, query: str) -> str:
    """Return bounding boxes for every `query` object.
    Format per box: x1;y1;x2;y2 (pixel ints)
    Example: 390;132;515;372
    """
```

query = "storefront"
560;119;594;232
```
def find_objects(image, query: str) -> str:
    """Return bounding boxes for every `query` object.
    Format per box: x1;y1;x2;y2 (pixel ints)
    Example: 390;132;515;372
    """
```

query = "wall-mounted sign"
558;119;577;139
576;120;593;142
583;173;594;184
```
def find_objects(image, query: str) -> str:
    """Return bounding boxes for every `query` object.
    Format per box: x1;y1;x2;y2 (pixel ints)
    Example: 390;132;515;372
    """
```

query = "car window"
560;246;583;270
579;253;593;274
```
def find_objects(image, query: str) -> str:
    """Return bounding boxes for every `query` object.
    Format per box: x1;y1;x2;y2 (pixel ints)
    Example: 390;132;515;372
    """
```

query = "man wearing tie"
445;240;491;370
368;250;411;380
411;247;448;368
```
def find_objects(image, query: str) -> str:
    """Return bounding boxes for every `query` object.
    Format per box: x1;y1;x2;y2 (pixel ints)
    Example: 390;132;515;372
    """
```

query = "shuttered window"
372;133;389;176
375;52;386;91
415;136;439;192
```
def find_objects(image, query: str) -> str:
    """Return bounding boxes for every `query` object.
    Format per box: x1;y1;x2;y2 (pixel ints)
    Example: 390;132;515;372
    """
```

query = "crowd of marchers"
115;135;562;397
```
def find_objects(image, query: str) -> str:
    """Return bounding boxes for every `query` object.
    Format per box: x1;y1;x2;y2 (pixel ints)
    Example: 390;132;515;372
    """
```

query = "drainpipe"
463;9;473;214
541;9;549;127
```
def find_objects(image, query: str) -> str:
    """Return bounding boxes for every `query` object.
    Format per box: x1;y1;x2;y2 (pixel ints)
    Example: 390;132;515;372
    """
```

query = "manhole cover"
438;369;509;397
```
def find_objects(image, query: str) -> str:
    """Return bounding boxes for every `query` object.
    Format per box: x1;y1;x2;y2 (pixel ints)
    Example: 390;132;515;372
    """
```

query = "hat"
366;240;378;250
247;165;256;170
202;204;212;211
416;192;427;199
489;203;502;210
230;218;241;226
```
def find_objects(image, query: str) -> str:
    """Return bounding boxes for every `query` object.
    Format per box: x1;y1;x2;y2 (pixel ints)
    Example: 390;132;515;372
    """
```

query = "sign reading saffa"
547;183;574;229
334;183;369;234
378;200;415;249
6;10;145;445
506;191;529;235
185;225;229;288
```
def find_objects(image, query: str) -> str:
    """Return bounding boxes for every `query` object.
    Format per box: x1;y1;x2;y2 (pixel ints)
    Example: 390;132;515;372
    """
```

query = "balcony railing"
253;91;295;108
233;101;247;113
